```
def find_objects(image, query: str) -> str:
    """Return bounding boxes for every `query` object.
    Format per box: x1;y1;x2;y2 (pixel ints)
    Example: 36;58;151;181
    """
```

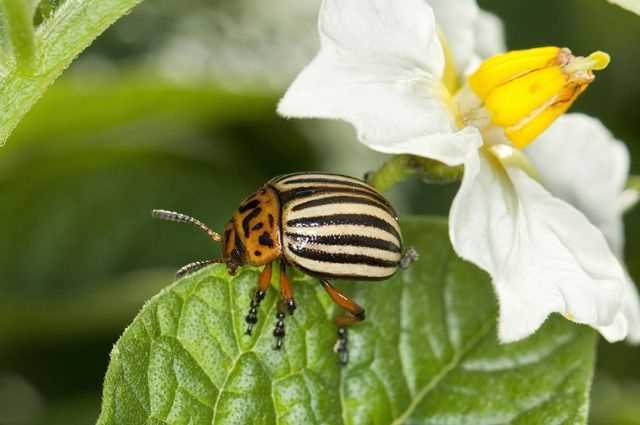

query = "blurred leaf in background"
0;0;147;145
81;0;322;90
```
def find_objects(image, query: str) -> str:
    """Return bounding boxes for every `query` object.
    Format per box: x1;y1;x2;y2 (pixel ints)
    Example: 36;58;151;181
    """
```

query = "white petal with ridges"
526;114;629;255
278;0;481;165
473;10;507;60
428;1;506;75
450;146;628;342
526;113;640;344
428;0;478;74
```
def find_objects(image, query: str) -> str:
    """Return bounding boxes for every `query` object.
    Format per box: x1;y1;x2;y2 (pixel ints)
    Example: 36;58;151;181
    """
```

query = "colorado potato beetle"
153;172;417;363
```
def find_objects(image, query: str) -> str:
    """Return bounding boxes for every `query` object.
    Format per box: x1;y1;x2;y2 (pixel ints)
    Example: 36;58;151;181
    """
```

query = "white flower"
278;0;640;343
427;0;505;76
527;114;640;343
278;0;481;166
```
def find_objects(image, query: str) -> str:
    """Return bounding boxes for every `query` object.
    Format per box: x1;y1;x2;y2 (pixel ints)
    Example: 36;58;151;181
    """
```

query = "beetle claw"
244;303;258;335
334;327;349;365
273;311;286;350
400;247;419;269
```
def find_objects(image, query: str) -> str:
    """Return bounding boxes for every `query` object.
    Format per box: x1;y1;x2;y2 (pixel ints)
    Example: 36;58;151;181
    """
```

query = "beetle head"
222;221;247;275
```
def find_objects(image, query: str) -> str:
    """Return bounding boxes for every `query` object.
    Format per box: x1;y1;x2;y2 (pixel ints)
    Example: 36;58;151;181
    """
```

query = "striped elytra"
152;172;413;364
269;173;403;280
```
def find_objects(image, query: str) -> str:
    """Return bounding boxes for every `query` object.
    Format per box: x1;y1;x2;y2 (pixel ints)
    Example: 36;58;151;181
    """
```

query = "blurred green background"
1;0;639;424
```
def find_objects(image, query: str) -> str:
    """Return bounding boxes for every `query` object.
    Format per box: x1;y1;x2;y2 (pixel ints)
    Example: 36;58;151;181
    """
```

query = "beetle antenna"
176;259;225;278
152;209;222;242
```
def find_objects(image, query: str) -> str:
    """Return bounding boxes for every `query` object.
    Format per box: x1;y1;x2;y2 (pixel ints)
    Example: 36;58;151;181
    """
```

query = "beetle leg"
272;260;296;350
273;301;287;350
320;279;365;365
279;260;296;314
245;262;273;335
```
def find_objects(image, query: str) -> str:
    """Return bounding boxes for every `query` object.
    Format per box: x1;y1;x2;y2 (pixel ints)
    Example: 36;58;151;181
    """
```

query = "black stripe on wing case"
281;176;374;191
278;186;393;210
286;213;401;241
273;172;360;184
290;194;396;216
270;172;310;184
288;244;399;268
286;232;401;253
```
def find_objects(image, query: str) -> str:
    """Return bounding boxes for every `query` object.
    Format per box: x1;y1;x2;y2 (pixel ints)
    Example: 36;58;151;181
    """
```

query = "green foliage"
0;0;145;146
0;77;320;425
97;218;596;424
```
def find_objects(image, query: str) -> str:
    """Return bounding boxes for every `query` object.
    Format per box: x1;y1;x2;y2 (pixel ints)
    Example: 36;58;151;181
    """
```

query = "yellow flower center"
466;46;610;149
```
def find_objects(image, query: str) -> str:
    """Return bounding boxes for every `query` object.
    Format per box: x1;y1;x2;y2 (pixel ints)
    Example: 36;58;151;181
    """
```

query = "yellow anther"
565;50;610;74
466;47;610;149
590;51;610;70
469;47;561;100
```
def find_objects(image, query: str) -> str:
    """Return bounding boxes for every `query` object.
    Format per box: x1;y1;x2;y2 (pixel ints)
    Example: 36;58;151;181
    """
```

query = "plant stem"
367;154;463;192
367;155;415;192
0;0;35;73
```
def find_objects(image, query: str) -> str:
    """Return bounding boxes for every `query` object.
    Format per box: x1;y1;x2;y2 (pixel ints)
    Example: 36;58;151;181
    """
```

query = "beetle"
152;172;417;363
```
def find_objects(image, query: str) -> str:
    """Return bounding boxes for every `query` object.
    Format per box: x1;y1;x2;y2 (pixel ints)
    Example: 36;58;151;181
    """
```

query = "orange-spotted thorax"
222;185;282;274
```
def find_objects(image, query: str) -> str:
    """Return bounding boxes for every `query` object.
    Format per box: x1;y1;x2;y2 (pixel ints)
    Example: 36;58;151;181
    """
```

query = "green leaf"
0;0;145;146
0;0;35;71
97;217;597;424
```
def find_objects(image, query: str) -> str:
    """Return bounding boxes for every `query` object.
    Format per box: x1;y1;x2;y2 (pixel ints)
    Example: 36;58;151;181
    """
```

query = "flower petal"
473;10;507;61
526;113;629;256
368;126;483;166
450;146;628;342
622;272;640;343
428;1;506;75
527;113;640;344
428;0;479;74
318;0;444;77
278;0;478;165
598;271;640;344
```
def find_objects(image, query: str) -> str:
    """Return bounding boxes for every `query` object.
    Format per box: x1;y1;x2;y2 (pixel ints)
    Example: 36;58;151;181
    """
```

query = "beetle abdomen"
269;173;402;280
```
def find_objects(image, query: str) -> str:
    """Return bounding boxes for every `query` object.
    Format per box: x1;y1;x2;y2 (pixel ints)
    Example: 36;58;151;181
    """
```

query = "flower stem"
367;154;463;192
367;155;414;192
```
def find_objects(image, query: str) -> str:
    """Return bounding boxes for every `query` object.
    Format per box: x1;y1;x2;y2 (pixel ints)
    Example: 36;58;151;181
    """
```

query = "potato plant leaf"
97;217;597;424
0;0;145;146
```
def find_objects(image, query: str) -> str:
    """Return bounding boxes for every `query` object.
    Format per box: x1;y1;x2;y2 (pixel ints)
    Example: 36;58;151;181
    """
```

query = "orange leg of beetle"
273;260;297;350
320;279;365;365
245;262;273;335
